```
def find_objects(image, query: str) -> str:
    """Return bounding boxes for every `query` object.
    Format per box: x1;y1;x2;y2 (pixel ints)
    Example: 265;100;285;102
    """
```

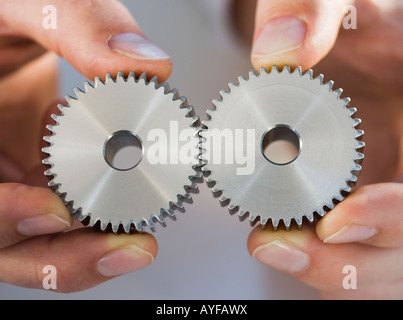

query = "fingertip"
80;46;173;83
105;232;158;261
0;183;71;222
248;226;314;274
36;1;173;82
316;186;374;242
248;225;314;249
96;232;158;277
251;0;349;71
251;16;307;71
316;184;403;247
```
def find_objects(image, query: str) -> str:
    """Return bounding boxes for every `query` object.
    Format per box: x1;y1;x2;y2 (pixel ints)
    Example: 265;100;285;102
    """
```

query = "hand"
0;0;171;292
247;0;403;299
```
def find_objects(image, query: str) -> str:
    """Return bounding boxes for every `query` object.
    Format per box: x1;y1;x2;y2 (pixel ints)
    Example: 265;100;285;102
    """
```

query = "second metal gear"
201;66;364;229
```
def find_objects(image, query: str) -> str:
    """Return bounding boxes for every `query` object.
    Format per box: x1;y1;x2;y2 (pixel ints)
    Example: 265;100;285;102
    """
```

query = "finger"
0;228;157;292
0;37;46;78
1;0;172;81
316;183;403;248
0;183;73;248
251;0;353;70
0;153;24;183
247;225;403;299
23;164;49;188
40;99;65;157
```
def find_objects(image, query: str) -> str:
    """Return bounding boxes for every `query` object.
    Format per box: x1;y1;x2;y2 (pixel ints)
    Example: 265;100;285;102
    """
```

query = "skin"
0;0;167;293
0;0;402;299
247;0;403;299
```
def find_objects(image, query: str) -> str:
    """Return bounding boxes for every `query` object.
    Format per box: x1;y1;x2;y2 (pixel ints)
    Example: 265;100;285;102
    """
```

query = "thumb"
251;0;353;70
2;0;172;81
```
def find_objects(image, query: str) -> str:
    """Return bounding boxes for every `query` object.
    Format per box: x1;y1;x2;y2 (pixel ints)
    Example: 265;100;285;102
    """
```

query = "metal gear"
201;66;364;229
43;72;200;233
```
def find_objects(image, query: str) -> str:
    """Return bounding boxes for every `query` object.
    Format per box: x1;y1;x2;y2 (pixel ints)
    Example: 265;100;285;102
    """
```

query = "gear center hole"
104;130;143;171
261;125;301;165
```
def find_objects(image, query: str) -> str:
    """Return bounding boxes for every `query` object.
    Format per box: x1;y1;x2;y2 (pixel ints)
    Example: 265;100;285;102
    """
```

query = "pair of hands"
0;0;402;299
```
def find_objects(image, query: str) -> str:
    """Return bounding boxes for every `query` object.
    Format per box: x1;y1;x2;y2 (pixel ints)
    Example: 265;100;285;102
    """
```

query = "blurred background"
0;0;319;299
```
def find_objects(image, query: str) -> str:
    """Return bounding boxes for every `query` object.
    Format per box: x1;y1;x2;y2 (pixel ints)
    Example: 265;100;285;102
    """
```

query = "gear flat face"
201;66;364;229
43;72;200;232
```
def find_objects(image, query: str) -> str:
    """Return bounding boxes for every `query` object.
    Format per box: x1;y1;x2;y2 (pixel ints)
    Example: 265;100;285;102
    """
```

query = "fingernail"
252;239;309;273
252;17;306;58
108;32;170;60
323;225;378;244
97;245;154;277
17;213;71;236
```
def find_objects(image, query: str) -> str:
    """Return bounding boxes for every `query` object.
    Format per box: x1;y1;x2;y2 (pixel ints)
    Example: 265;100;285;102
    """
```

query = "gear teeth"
354;152;364;161
353;118;362;128
349;174;358;183
317;207;326;217
57;103;67;114
149;75;159;88
294;66;302;76
94;76;104;87
45;71;200;234
306;69;314;80
50;114;59;124
168;87;179;99
44;168;54;176
64;94;76;103
260;66;268;75
316;74;324;84
211;187;223;197
284;219;292;229
351;163;362;174
73;87;85;97
43;135;53;143
228;82;237;91
116;71;125;81
334;88;343;98
271;219;279;229
283;65;291;73
260;217;268;226
248;69;257;79
42;145;52;156
295;217;303;227
105;72;114;83
237;75;247;84
203;65;364;230
138;72;147;83
84;81;94;92
355;140;365;150
210;101;220;112
306;213;315;223
159;81;170;94
42;147;52;157
128;71;136;80
348;107;357;116
249;213;258;224
112;221;120;233
46;124;56;133
326;80;334;90
219;89;229;99
355;129;364;139
343;97;351;105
